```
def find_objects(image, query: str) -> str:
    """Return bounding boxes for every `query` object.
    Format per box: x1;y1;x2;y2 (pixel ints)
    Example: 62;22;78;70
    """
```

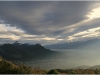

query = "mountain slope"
0;56;47;74
0;42;57;61
0;56;32;74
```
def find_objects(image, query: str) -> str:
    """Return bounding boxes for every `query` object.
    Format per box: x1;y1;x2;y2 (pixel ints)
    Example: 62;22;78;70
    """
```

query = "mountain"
73;65;90;69
71;65;100;70
89;65;100;69
45;39;99;49
0;41;57;61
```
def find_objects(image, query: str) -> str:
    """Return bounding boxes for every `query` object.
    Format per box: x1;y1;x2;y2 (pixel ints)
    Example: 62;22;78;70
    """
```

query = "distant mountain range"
73;65;90;69
0;41;57;61
89;65;100;69
45;39;99;49
74;65;100;69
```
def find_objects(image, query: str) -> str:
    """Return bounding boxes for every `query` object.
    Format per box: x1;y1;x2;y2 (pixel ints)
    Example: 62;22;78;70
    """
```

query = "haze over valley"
0;1;100;73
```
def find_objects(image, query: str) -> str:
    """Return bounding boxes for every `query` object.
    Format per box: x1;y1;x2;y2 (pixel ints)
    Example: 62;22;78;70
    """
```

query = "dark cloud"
0;1;96;36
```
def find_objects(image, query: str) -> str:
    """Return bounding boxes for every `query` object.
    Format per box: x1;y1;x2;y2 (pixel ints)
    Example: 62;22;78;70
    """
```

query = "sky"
0;1;100;45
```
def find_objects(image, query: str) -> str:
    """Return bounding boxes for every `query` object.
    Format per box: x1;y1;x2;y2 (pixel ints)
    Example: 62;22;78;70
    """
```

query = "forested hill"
0;56;47;74
0;41;56;61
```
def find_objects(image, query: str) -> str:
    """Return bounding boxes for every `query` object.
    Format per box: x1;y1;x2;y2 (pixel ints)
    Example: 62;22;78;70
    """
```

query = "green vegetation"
0;56;47;74
47;69;60;74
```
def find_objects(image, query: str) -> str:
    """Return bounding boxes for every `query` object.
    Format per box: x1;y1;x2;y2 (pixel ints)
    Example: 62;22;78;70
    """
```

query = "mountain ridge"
0;41;57;61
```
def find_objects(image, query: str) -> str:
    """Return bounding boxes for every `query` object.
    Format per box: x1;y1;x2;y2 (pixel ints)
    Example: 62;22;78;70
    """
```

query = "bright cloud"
0;23;56;42
0;2;100;45
87;7;100;19
0;34;20;40
67;27;100;41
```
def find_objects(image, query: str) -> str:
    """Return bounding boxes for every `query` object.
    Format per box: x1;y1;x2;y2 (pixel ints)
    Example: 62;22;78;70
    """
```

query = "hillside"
0;56;47;74
1;56;100;74
0;41;57;61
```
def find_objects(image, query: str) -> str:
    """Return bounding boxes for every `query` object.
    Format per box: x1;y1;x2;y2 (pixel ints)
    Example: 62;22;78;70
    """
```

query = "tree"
47;69;60;74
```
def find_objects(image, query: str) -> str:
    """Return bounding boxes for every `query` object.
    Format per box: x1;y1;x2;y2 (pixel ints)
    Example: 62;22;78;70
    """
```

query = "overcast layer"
0;1;100;45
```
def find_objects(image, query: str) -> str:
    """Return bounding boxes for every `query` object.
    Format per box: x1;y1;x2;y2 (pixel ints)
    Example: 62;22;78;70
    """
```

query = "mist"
16;40;100;70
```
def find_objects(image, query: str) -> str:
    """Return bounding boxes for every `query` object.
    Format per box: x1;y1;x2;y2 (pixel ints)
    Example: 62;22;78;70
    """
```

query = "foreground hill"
0;41;57;61
0;56;47;74
1;56;100;74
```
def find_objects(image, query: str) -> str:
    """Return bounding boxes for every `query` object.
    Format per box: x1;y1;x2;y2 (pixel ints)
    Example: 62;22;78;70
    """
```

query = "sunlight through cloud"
67;27;100;42
87;7;100;19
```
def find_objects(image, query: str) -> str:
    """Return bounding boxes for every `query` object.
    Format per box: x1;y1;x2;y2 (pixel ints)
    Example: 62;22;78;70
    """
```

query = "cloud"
67;27;100;42
0;1;100;44
0;23;57;45
0;1;96;36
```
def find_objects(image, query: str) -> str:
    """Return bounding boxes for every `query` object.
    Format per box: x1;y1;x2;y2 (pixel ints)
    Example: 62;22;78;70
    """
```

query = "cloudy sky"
0;1;100;45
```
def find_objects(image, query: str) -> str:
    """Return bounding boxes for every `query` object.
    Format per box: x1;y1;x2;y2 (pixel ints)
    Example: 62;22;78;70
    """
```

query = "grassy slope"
0;56;47;74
